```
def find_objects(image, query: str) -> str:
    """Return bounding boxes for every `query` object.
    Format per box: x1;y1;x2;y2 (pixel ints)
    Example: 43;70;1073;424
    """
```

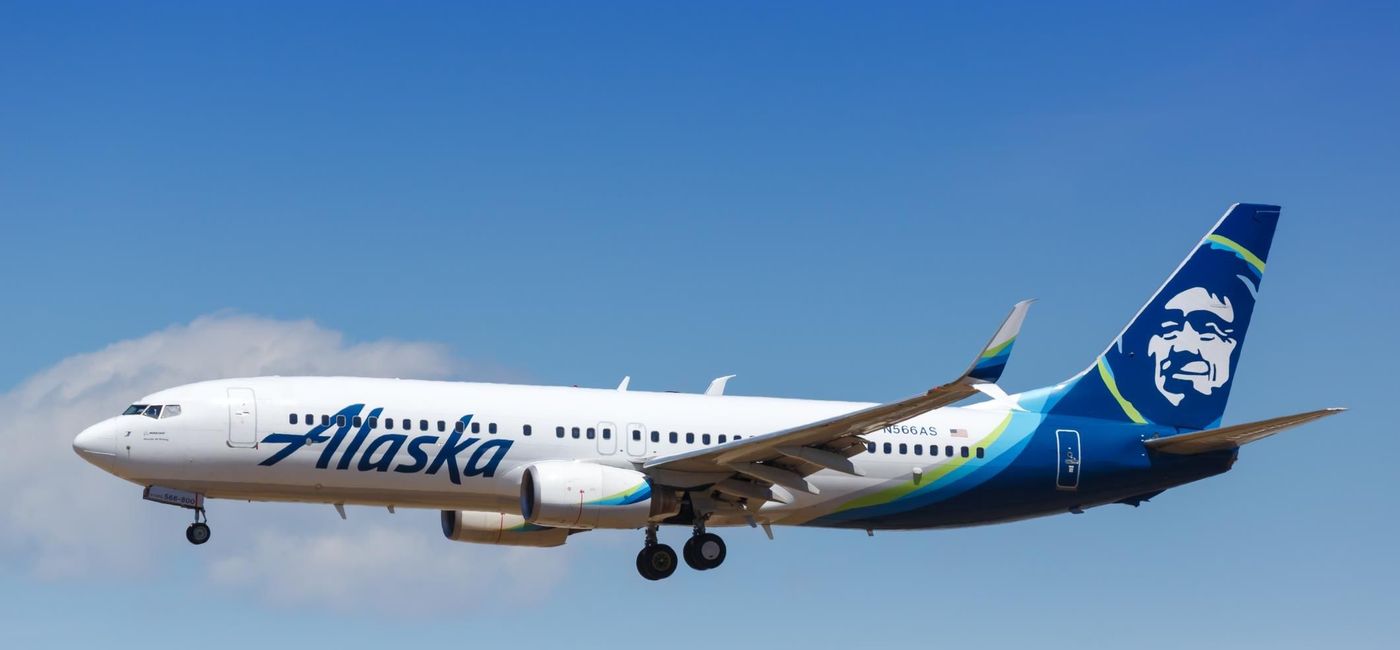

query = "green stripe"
1205;234;1266;273
1096;357;1147;424
980;336;1016;360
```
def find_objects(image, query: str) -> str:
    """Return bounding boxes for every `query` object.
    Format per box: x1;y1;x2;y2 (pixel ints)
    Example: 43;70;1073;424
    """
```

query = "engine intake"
439;509;569;547
521;461;679;529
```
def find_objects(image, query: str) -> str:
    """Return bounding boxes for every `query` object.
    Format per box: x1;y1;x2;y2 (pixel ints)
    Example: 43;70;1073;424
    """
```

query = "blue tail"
1020;203;1281;430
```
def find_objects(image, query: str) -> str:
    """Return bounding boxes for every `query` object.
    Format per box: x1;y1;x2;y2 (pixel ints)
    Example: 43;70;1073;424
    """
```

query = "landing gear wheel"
683;532;726;570
186;522;211;545
636;544;678;581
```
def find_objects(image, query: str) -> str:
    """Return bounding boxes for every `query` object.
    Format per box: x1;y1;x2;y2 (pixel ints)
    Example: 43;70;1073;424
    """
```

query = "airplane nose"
73;419;117;466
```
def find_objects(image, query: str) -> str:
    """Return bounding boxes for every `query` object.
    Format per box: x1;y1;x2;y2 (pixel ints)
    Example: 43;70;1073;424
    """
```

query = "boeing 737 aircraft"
73;204;1342;579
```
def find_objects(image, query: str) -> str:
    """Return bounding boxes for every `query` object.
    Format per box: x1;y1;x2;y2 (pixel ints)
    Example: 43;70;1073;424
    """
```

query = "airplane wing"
1144;407;1345;455
642;300;1033;501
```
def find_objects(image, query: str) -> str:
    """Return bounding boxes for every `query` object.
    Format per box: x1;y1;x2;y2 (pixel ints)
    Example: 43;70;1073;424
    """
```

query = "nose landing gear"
185;507;211;545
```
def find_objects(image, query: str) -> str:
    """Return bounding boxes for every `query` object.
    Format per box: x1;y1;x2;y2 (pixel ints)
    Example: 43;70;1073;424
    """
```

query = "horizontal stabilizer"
1145;408;1345;455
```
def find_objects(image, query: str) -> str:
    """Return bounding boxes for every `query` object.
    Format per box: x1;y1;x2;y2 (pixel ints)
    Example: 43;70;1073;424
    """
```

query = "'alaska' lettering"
258;409;512;484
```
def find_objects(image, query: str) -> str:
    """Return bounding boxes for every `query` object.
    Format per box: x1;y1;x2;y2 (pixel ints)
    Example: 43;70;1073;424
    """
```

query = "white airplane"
74;204;1342;580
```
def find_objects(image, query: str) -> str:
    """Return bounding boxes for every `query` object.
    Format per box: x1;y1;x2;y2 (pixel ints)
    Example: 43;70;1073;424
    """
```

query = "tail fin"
1022;203;1281;430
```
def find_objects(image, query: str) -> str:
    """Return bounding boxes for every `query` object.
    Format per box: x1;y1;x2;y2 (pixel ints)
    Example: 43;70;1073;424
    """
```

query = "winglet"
965;300;1034;383
705;375;736;396
617;376;631;392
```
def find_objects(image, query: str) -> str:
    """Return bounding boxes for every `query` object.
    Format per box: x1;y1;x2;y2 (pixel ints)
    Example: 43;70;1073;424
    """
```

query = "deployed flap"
644;300;1032;478
1145;408;1345;455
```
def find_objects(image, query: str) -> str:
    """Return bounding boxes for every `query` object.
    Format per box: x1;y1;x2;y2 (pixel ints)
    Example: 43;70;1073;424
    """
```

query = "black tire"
186;522;211;545
690;533;725;570
636;544;677;580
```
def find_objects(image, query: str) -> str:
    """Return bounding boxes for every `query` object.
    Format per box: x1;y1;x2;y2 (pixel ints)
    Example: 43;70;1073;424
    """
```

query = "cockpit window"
161;405;182;418
123;404;148;416
142;405;163;419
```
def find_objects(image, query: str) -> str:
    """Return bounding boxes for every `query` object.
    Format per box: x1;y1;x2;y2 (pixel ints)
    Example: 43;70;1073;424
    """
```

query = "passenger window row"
868;441;985;459
286;413;523;436
551;426;745;446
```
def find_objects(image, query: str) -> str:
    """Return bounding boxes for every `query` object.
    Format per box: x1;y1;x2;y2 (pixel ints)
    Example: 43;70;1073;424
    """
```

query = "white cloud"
0;314;564;612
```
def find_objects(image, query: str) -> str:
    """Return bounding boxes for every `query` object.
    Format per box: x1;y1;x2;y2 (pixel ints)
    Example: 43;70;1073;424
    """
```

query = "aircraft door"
228;388;258;448
597;421;617;455
1055;429;1080;490
625;422;647;457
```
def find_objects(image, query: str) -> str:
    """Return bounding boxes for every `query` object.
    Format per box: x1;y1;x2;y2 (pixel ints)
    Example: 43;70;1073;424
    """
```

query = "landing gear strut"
682;517;726;571
185;507;210;545
635;523;677;581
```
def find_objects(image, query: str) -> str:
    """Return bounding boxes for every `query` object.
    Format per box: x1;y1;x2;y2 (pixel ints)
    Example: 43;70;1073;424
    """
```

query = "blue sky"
2;2;1397;647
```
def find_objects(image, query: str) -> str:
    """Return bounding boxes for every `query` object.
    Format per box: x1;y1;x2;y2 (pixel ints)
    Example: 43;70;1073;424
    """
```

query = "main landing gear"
635;521;727;580
636;524;677;581
185;507;211;545
683;520;726;571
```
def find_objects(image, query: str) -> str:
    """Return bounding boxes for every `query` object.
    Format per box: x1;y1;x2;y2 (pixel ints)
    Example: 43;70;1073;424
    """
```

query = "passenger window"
976;447;985;459
523;425;532;436
385;418;394;430
634;430;644;441
161;405;181;418
734;435;742;441
702;434;711;445
420;420;428;431
719;435;728;444
685;433;695;444
401;419;410;430
454;420;465;433
867;442;876;453
586;427;596;440
489;423;498;434
914;444;923;456
470;422;479;434
289;414;297;425
556;426;565;438
337;415;347;427
648;431;657;442
571;427;580;439
669;432;678;443
960;446;969;458
368;417;379;428
437;420;446;432
354;416;363;427
883;442;892;454
602;428;611;439
899;443;908;455
945;445;953;457
322;415;330;426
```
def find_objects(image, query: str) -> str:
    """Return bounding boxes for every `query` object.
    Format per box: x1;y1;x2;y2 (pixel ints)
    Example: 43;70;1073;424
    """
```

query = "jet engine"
521;461;680;529
439;509;570;547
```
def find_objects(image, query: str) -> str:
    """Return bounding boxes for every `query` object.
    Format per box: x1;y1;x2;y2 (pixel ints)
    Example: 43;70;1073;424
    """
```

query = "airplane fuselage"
77;375;1233;531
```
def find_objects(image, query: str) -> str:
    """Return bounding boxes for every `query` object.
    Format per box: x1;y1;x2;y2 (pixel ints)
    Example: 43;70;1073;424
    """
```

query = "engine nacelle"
521;461;678;529
440;509;570;547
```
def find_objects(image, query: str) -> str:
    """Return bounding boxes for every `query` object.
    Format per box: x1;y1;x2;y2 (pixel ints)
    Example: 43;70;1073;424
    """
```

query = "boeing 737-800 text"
73;204;1342;580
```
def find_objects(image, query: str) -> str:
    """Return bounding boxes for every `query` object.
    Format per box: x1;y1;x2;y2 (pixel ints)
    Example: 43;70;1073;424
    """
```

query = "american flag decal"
950;428;968;438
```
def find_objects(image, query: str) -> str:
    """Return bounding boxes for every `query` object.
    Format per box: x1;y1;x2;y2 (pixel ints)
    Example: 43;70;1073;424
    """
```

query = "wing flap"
1144;408;1345;455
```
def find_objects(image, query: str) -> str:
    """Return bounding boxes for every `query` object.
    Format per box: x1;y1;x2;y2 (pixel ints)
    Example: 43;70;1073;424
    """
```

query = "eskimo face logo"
1147;286;1238;406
